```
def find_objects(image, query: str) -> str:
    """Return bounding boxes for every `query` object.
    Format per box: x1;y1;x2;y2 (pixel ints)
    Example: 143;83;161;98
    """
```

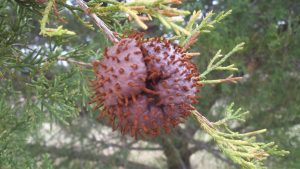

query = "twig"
200;43;244;78
199;76;243;85
182;32;199;51
58;56;92;68
184;52;200;58
191;109;214;128
76;0;119;43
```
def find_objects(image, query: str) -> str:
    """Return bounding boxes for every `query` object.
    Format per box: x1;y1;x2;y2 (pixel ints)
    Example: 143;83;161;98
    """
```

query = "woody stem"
76;0;119;44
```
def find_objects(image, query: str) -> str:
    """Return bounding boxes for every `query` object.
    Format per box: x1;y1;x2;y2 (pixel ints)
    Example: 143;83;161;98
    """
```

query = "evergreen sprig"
179;10;232;49
200;42;244;80
39;0;75;37
192;106;289;169
213;103;249;126
86;0;191;35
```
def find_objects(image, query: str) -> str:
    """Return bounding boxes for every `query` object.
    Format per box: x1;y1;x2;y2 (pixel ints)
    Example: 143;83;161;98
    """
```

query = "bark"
161;131;193;169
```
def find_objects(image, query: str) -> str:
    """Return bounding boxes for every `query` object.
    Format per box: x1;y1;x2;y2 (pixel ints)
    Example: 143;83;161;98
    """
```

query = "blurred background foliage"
0;0;299;169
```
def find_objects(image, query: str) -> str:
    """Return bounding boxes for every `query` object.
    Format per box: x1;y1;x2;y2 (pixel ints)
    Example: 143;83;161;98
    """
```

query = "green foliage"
200;42;244;79
193;104;289;169
0;94;34;169
86;0;191;35
179;10;232;46
0;1;92;168
40;154;54;169
27;67;88;125
39;0;75;37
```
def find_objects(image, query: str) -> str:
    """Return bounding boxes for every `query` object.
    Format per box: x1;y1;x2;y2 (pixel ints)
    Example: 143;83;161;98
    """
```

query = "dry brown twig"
182;32;200;51
57;56;92;68
76;0;119;43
